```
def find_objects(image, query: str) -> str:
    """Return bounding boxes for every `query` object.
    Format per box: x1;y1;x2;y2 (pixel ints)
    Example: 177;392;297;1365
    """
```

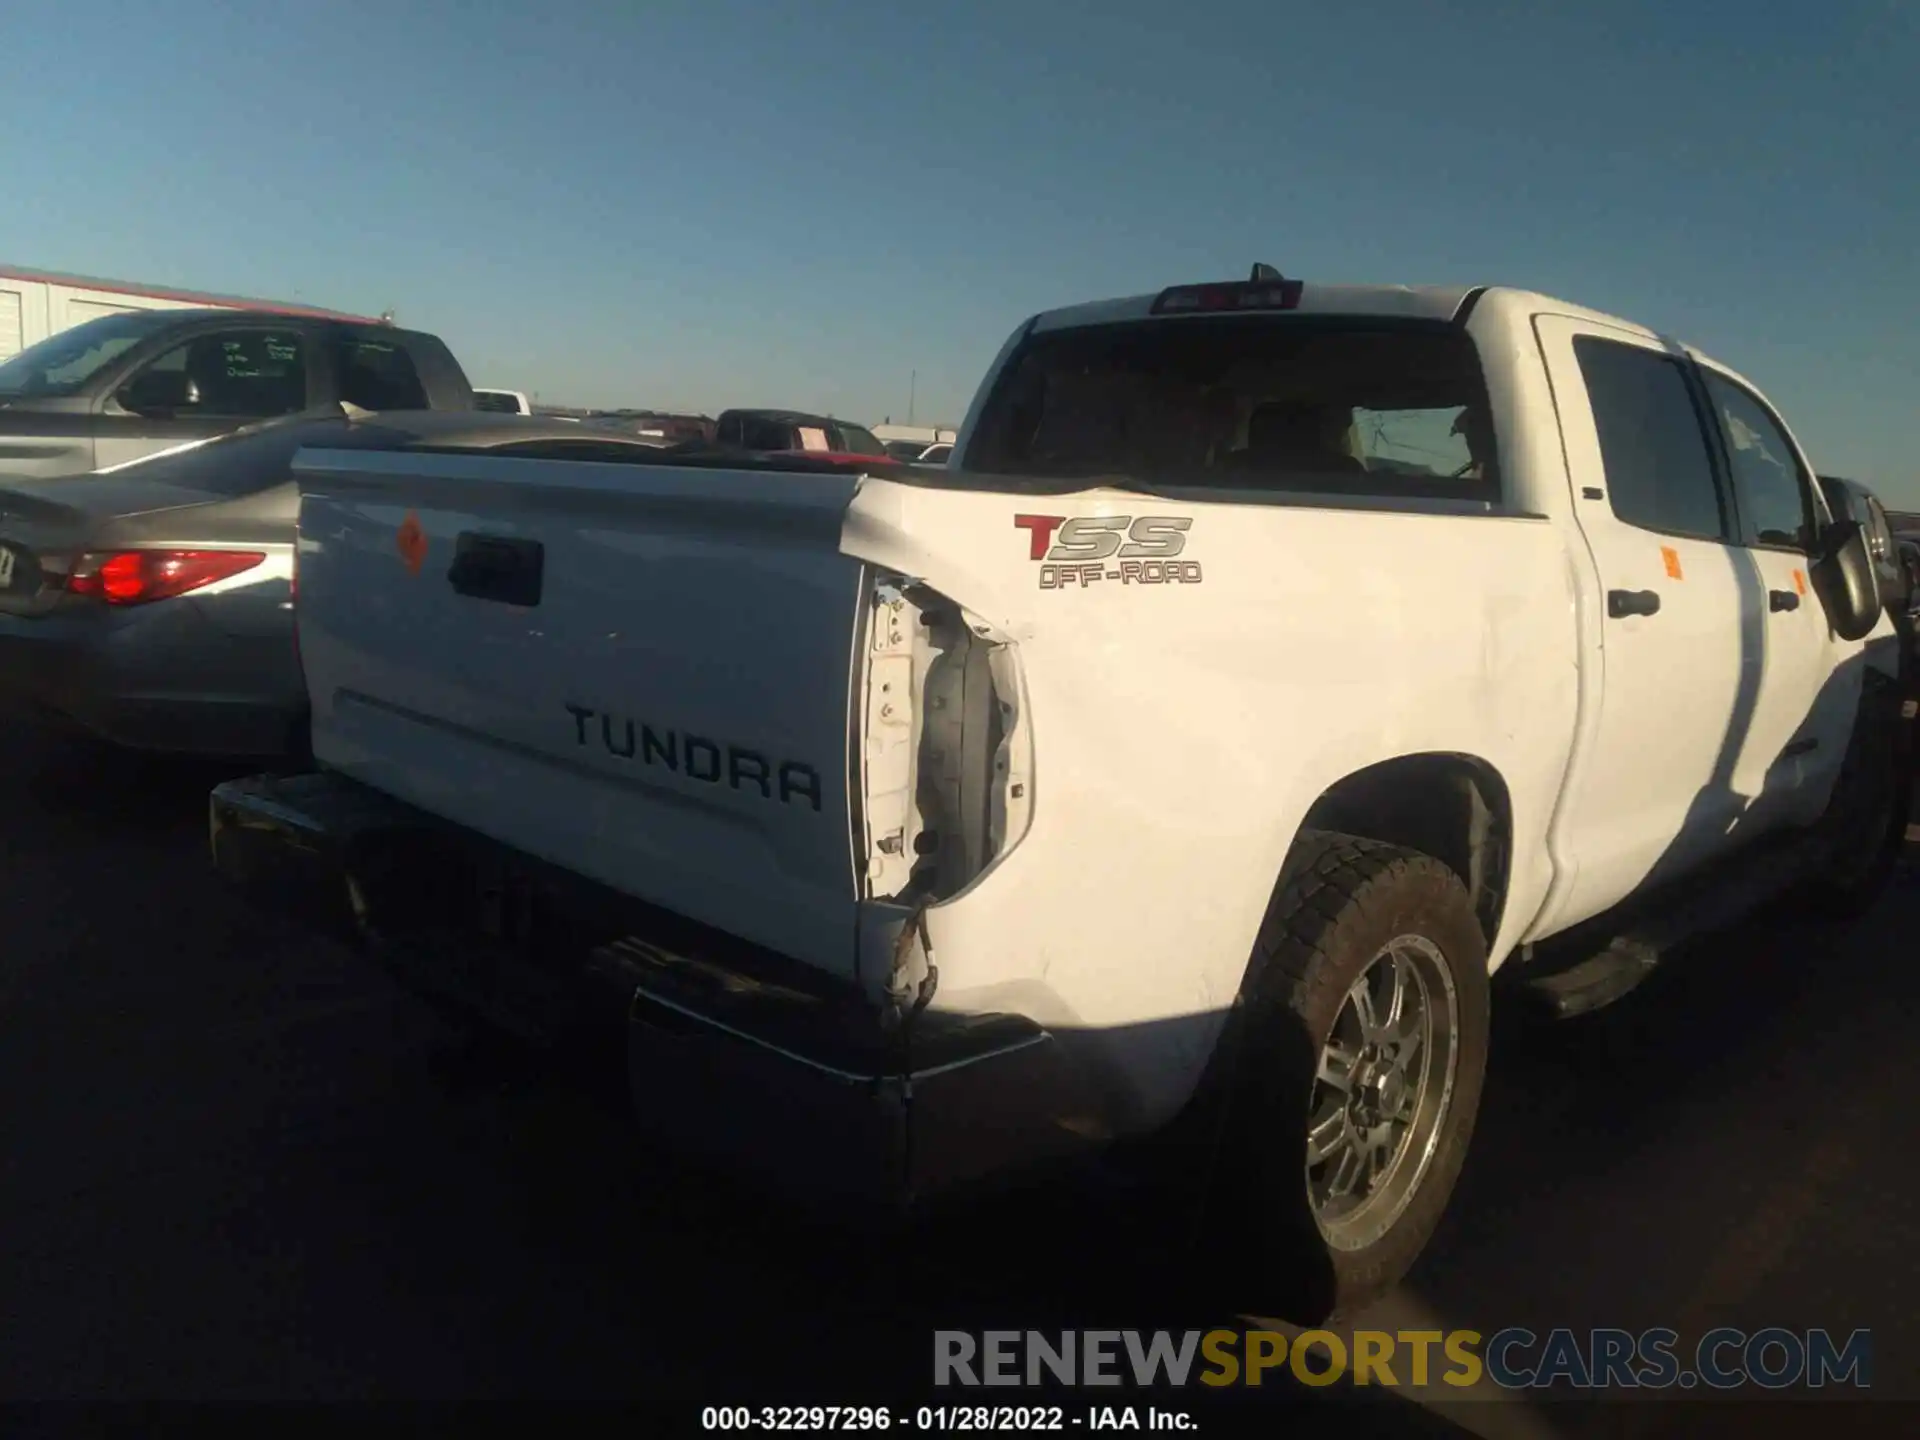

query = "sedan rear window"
965;317;1499;500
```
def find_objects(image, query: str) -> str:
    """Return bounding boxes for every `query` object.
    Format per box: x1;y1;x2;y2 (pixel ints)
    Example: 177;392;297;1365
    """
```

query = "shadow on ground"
2;715;1915;1437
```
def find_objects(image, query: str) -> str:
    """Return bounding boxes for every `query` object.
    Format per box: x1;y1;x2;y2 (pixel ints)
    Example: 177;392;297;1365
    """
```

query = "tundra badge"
566;703;823;810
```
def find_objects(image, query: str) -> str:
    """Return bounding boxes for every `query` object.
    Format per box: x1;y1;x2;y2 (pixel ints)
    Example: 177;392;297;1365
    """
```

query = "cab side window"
120;329;309;419
336;335;428;411
1702;373;1815;551
1573;337;1729;540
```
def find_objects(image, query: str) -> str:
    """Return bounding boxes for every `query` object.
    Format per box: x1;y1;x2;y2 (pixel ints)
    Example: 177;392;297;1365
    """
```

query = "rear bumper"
0;604;304;757
209;769;1100;1212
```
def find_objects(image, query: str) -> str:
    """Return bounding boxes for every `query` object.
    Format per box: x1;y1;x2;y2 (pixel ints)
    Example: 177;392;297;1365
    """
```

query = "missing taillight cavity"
66;549;267;606
858;573;1034;906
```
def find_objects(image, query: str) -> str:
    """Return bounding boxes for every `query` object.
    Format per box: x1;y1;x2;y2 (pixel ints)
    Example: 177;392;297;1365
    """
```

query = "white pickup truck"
211;269;1908;1320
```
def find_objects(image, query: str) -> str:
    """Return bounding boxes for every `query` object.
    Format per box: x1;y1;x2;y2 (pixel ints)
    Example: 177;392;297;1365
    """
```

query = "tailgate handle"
447;533;543;608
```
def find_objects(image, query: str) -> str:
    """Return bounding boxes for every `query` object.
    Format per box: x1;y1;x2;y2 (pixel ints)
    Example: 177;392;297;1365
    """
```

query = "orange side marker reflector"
1661;546;1684;580
397;511;427;576
1792;568;1807;595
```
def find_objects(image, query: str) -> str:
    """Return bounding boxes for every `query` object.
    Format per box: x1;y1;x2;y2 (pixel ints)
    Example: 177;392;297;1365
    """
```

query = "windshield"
473;390;522;413
965;317;1500;499
0;309;182;398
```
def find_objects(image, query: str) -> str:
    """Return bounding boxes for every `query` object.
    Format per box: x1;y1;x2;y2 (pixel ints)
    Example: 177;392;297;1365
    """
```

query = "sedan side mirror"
1809;519;1882;642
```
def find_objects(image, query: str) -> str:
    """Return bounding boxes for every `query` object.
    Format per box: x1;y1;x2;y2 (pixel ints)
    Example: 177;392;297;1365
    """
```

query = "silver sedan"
0;410;679;758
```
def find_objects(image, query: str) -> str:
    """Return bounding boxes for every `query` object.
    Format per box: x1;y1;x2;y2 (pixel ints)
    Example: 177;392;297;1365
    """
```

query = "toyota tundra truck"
209;269;1907;1320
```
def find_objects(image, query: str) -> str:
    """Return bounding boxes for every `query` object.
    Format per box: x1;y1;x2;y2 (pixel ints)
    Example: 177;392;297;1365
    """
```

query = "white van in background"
0;263;378;361
873;422;956;463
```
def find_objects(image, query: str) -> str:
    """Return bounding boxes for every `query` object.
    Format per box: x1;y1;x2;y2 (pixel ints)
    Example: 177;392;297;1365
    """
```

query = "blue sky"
4;0;1916;495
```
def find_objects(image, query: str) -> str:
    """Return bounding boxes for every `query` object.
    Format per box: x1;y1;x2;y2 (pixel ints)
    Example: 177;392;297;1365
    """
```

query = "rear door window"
336;334;429;410
1572;337;1729;540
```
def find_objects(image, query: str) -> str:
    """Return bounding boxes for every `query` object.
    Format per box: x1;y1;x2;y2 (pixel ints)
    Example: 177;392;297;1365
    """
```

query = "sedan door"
0;403;100;480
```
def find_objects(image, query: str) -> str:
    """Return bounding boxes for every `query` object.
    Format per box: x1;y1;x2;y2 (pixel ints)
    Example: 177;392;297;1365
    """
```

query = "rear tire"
1215;830;1490;1323
1800;673;1909;918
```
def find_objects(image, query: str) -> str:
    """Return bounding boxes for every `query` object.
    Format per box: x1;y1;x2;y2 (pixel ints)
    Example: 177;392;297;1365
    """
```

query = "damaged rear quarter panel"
841;478;1580;1134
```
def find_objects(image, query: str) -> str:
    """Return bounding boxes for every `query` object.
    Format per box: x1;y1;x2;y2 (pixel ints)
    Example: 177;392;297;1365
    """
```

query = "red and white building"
0;264;378;362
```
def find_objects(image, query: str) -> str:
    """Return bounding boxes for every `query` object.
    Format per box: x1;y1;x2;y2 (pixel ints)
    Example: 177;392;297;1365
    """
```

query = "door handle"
447;532;544;608
1768;589;1801;612
1607;589;1662;618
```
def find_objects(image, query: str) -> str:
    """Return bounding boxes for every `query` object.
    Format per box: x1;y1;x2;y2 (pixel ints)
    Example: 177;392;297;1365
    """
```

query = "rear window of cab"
965;316;1499;502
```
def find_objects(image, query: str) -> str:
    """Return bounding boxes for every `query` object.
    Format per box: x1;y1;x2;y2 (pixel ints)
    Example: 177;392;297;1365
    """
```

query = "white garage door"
66;298;137;326
0;289;22;362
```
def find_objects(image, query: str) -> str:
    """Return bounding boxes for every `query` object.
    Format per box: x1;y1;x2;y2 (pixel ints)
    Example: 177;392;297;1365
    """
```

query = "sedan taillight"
65;549;267;606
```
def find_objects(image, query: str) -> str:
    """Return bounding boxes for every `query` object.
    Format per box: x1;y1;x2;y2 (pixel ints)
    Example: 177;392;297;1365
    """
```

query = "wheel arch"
1293;751;1515;950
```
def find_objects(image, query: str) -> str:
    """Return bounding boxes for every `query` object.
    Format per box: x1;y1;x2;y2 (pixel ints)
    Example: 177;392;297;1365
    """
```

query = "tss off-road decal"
1012;514;1203;590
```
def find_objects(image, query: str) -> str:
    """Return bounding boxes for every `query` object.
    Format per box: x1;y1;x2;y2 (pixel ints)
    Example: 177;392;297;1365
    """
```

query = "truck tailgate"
292;448;867;978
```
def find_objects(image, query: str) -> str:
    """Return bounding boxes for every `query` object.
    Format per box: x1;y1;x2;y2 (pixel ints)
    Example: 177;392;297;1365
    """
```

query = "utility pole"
908;370;917;426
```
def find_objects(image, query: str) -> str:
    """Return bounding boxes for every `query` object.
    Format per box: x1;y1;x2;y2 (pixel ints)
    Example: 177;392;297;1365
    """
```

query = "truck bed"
293;445;875;980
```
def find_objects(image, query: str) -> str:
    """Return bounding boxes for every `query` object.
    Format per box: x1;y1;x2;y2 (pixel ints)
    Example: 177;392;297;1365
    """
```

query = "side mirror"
116;369;195;416
1809;519;1881;642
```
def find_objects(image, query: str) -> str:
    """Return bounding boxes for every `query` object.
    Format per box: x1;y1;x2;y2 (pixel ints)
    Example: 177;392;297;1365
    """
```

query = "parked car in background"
0;411;675;757
713;408;889;461
0;308;473;481
474;388;533;415
1818;475;1903;611
590;410;715;445
872;422;955;451
1899;538;1920;626
878;426;958;462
